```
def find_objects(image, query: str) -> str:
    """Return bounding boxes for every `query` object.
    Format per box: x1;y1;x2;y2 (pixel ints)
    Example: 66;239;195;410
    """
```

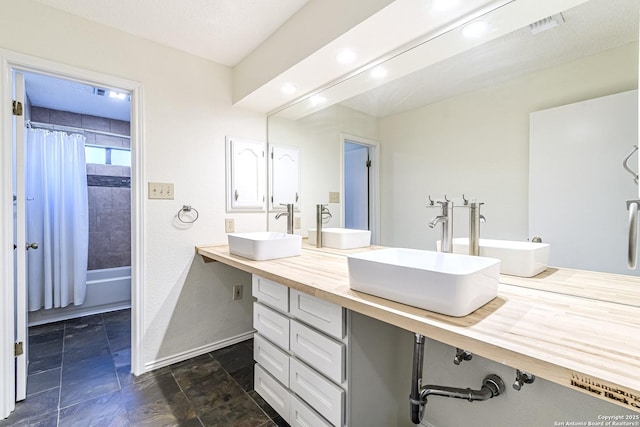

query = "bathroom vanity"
196;244;640;422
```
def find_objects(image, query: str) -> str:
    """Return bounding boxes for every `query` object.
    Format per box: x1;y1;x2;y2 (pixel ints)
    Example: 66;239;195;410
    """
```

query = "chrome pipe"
627;200;639;269
409;334;425;425
420;375;504;403
409;333;505;425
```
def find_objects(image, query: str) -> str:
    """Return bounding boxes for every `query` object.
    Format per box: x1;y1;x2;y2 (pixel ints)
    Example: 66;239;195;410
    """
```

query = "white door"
12;71;28;402
344;142;370;230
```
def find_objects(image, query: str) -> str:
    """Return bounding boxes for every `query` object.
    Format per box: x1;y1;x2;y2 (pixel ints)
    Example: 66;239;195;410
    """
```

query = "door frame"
340;134;380;244
0;49;145;419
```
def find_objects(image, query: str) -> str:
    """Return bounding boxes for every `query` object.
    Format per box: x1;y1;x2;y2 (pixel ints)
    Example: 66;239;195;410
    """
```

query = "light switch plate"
329;192;340;203
294;217;301;229
149;182;174;199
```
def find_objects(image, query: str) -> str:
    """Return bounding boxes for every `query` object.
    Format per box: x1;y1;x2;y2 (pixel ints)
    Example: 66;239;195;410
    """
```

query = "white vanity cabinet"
252;274;406;427
252;275;346;426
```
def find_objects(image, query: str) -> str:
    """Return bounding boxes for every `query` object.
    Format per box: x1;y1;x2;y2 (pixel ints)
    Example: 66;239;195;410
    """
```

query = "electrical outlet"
329;192;340;203
232;284;243;300
148;182;174;199
294;216;301;229
225;218;235;233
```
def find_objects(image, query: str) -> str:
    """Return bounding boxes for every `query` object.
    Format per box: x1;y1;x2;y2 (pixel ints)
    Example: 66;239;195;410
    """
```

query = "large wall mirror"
267;0;640;291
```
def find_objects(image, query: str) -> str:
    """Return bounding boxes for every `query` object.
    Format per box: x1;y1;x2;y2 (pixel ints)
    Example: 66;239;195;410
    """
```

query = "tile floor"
0;309;286;427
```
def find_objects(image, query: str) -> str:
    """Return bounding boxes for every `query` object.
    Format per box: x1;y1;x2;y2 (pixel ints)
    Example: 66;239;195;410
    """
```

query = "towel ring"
177;205;199;224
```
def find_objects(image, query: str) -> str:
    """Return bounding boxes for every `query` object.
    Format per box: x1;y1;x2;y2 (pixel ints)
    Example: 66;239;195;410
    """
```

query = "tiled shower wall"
31;106;131;270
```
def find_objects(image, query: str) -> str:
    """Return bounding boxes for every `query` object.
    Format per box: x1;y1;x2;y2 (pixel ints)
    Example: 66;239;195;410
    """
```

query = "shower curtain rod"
26;120;131;140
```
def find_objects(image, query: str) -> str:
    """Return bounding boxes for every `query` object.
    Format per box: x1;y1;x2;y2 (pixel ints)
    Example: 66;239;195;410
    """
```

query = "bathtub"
28;266;131;326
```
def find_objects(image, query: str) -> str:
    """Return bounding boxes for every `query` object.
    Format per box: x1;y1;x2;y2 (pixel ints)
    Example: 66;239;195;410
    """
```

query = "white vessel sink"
450;238;550;277
347;248;500;317
227;232;302;261
307;228;371;249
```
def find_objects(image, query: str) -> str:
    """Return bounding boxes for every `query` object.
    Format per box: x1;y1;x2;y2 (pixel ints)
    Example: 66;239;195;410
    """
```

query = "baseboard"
143;330;255;373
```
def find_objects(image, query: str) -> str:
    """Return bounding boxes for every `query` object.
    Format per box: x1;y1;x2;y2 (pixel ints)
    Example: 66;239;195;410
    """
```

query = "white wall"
268;104;379;235
0;0;265;369
379;42;638;250
377;43;639;426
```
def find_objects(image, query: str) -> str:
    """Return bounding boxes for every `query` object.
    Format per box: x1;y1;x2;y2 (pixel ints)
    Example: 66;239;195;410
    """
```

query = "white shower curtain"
26;128;89;311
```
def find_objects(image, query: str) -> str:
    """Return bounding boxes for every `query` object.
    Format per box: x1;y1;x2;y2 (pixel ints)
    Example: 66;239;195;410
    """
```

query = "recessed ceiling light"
281;83;297;94
336;49;357;64
310;95;327;106
461;20;489;38
370;66;388;79
431;0;459;12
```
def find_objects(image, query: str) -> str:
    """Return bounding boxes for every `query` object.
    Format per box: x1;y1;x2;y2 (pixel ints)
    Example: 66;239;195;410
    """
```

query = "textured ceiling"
340;0;640;118
25;73;130;122
32;0;310;66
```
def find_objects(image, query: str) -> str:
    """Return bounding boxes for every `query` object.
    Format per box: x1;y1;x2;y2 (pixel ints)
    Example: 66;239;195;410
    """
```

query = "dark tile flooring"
0;310;286;427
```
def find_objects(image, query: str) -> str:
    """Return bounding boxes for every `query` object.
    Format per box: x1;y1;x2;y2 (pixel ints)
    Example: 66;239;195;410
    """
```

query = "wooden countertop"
196;244;640;412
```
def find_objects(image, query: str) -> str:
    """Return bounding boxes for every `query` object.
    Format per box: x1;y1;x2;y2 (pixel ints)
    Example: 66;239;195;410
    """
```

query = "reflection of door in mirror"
344;141;370;230
530;90;638;275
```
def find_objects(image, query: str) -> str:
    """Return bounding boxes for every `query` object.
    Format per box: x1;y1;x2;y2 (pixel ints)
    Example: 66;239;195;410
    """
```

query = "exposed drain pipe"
409;334;426;424
409;334;506;425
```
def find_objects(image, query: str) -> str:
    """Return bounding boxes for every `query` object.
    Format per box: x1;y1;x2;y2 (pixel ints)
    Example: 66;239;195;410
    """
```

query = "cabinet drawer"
253;302;290;350
290;289;344;339
290;394;332;427
254;333;290;386
252;275;289;312
290;358;344;427
290;320;344;384
255;364;290;424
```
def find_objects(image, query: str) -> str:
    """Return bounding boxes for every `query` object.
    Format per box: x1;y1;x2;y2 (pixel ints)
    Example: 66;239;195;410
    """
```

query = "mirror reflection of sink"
347;248;500;317
227;232;302;261
449;238;550;278
307;228;371;249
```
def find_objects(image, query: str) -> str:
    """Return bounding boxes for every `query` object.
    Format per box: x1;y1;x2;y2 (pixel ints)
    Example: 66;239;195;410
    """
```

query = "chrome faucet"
468;201;486;256
315;204;332;248
275;203;294;234
428;200;453;253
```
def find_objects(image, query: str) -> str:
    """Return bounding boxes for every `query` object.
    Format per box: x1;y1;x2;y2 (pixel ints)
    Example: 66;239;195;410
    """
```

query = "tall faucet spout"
469;202;485;256
276;203;295;234
429;216;447;228
429;200;454;253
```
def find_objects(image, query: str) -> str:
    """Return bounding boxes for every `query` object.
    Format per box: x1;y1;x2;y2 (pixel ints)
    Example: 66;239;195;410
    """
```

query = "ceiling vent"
529;13;565;35
93;88;106;96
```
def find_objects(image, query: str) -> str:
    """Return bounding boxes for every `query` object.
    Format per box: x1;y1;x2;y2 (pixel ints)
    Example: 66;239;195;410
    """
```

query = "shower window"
85;145;131;166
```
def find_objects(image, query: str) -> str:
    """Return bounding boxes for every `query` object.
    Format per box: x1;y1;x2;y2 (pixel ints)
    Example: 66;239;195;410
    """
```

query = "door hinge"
366;160;372;168
12;100;23;116
14;342;23;357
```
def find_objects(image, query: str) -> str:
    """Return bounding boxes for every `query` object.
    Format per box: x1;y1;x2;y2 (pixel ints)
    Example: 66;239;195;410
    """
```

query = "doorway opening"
342;135;379;244
9;66;137;411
